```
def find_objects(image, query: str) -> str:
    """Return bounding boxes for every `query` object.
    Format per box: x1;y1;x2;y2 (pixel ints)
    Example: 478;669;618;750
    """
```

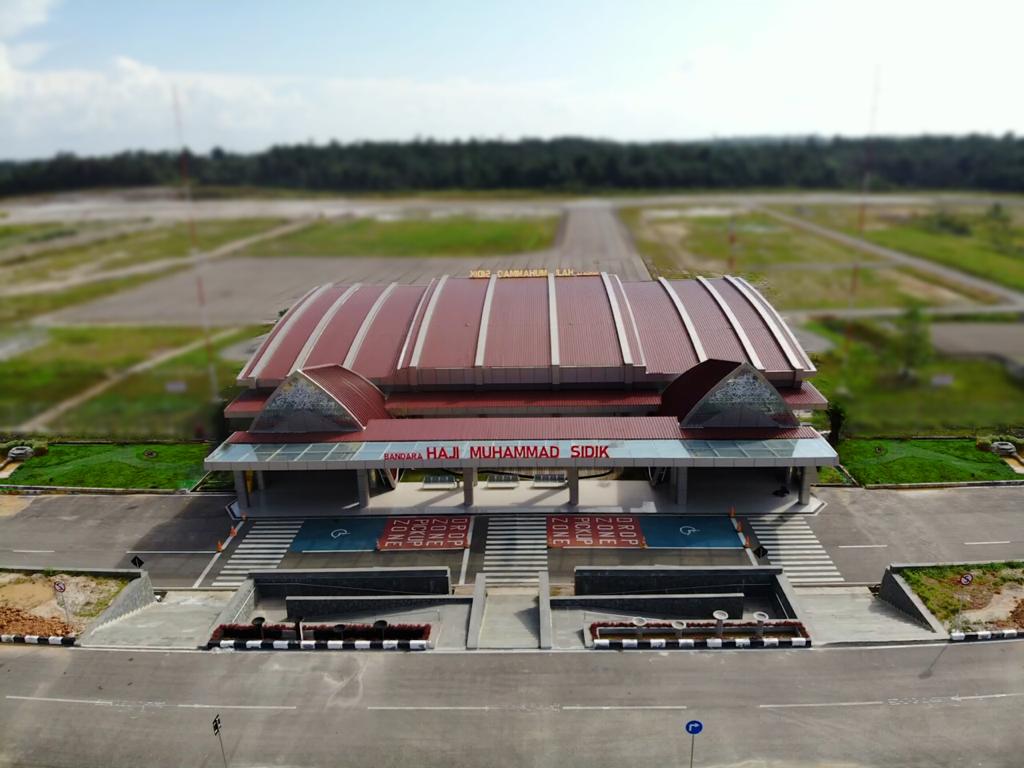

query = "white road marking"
191;519;246;589
368;706;493;711
176;703;298;710
561;705;688;710
5;695;295;710
125;550;214;555
964;541;1011;545
760;700;883;709
761;693;1024;709
837;544;889;549
10;549;55;554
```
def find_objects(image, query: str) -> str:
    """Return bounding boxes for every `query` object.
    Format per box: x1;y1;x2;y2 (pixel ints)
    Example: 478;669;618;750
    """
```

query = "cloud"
0;0;57;39
0;0;1022;159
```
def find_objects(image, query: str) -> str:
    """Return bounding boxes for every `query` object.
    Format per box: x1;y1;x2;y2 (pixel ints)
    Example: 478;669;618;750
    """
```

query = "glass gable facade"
684;366;798;429
250;373;362;434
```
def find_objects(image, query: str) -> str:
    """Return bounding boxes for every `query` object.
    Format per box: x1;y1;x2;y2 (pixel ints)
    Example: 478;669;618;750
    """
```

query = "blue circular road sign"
685;720;703;735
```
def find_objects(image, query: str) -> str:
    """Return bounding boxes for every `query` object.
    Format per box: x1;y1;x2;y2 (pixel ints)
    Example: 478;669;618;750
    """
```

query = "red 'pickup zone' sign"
378;517;470;550
547;515;646;548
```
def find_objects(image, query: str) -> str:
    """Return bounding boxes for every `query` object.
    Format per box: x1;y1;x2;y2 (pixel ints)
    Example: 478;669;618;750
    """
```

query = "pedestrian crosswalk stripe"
750;515;843;583
209;520;302;587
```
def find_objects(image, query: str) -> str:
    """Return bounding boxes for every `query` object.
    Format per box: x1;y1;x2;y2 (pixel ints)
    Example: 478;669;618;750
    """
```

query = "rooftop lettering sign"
469;268;599;279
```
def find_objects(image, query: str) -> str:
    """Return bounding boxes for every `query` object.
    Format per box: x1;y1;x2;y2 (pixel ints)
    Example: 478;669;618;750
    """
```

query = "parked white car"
6;445;33;460
991;441;1018;457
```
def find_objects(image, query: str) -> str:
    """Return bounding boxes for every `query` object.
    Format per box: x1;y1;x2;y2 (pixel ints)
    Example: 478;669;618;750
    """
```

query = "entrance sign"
685;720;703;735
548;516;645;548
383;443;612;462
378;517;470;550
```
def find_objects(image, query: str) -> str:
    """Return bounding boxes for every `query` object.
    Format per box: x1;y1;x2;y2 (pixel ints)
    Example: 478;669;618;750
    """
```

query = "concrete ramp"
478;587;540;649
80;591;230;649
796;586;940;645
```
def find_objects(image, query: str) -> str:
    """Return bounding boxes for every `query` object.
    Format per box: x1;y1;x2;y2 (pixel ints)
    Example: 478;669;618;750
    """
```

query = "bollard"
735;519;742;532
671;619;687;639
216;540;224;552
632;616;647;638
229;526;237;537
753;611;769;639
713;610;728;638
744;534;751;548
252;616;266;641
729;506;736;517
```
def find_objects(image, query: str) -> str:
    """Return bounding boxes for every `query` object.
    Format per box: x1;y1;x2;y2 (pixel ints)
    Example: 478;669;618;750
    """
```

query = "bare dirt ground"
0;571;125;635
963;584;1024;630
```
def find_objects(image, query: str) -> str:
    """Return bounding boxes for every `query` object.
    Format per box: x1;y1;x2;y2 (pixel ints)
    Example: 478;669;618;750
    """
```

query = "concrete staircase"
482;515;548;585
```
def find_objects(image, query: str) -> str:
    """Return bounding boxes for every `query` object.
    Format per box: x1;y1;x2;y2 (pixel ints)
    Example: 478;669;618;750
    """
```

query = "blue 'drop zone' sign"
640;516;741;549
290;517;386;552
685;720;703;735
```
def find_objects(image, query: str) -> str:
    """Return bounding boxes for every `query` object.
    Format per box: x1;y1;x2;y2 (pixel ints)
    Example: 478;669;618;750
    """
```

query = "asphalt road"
3;486;1022;589
809;486;1024;583
0;494;232;588
0;641;1021;767
43;204;648;326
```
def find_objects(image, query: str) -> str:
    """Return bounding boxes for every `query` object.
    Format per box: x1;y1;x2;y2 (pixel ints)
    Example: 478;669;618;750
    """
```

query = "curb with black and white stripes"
950;629;1019;642
593;637;810;650
212;639;429;651
1;634;76;646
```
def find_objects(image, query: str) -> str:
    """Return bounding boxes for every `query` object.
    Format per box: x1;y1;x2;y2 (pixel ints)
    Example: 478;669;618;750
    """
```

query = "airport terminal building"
205;271;837;511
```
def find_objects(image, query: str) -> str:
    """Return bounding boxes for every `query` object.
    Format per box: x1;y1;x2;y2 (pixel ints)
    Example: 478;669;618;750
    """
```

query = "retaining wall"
574;565;784;595
285;595;471;620
877;569;944;633
551;593;744;619
251;568;451;599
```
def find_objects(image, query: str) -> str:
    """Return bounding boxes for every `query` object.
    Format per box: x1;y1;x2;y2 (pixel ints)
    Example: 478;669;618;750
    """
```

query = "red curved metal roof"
301;365;390;428
237;273;813;389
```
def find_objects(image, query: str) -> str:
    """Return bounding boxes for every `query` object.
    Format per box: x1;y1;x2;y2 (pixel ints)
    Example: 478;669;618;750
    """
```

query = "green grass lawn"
619;207;981;309
838;439;1017;485
4;219;282;284
901;562;1024;627
54;326;267;438
815;466;853;485
246;215;558;257
0;326;204;426
809;324;1024;436
2;442;211;490
867;227;1024;293
779;204;1024;293
747;266;982;311
0;222;105;257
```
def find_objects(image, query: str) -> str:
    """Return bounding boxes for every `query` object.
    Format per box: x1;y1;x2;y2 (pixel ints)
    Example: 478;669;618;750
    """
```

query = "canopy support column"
464;467;476;507
357;469;370;508
233;471;250;510
568;467;579;506
256;470;266;490
674;467;688;510
798;466;815;506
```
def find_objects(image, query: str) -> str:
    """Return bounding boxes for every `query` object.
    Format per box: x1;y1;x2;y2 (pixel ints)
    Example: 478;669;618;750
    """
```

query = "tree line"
2;135;1023;195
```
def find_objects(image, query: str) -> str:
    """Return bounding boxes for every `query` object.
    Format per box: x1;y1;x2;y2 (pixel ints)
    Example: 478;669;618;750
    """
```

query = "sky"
1;0;1022;159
